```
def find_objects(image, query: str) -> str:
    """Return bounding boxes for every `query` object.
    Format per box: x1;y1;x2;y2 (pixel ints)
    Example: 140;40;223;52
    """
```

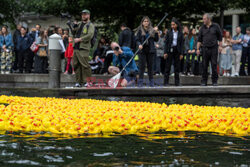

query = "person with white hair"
197;13;223;86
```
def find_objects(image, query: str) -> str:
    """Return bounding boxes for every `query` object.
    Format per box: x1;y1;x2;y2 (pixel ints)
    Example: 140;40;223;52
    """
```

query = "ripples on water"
89;96;250;108
0;132;249;166
0;96;249;166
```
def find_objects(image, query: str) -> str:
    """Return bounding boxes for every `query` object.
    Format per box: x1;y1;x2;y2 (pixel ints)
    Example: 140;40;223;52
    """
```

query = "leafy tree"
0;0;20;27
1;0;249;31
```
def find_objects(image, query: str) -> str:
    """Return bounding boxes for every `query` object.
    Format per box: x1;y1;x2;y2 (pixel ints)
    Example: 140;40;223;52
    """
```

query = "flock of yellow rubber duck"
0;95;249;136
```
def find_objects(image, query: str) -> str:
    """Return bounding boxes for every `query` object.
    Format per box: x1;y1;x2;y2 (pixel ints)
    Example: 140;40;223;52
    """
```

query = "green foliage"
1;0;248;31
0;0;20;26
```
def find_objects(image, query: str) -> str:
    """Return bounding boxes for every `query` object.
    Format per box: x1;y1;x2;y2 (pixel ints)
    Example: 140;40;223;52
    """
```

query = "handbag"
38;49;47;57
30;42;39;53
37;38;48;56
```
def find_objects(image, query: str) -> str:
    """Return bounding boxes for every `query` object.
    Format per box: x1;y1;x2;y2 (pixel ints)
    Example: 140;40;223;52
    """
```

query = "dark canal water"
0;96;249;166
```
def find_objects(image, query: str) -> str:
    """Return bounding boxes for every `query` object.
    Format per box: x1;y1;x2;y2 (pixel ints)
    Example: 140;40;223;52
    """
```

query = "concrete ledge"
0;74;250;88
1;86;250;97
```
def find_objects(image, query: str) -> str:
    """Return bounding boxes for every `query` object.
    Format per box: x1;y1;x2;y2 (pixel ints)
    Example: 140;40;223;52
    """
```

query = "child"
64;37;75;74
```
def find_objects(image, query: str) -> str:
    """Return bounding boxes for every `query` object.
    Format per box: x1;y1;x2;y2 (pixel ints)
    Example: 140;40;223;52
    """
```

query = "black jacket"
13;29;21;50
119;28;132;48
198;23;222;48
135;29;159;54
16;34;32;51
164;29;184;55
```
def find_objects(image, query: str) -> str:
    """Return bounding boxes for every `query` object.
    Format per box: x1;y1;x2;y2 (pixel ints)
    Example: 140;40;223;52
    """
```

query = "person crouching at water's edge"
108;42;138;87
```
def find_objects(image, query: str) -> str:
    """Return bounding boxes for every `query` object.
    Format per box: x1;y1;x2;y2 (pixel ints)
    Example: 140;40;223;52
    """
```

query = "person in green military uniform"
73;9;95;87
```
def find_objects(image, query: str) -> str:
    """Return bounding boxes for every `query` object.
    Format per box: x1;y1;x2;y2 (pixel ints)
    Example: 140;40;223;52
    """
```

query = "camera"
63;12;78;37
114;46;120;51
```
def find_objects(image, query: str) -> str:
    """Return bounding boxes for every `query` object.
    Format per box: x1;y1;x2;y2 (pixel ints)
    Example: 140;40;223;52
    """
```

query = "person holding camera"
163;18;184;86
72;9;94;87
108;42;138;87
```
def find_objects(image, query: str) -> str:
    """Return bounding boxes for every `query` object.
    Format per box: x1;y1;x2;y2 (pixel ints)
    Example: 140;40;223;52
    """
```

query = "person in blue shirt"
35;24;41;40
108;42;138;87
0;26;14;74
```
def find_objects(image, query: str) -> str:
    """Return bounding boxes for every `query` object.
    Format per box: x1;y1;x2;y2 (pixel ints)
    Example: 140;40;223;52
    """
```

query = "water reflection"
0;132;249;166
87;96;250;108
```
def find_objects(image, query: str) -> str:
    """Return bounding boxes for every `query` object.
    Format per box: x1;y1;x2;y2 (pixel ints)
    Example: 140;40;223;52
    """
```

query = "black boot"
212;81;218;86
175;82;181;86
175;73;180;86
201;80;207;86
149;80;154;87
138;79;144;87
164;77;169;86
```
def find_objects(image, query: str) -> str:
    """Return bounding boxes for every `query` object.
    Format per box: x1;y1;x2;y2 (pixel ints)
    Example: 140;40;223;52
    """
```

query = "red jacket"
65;43;74;58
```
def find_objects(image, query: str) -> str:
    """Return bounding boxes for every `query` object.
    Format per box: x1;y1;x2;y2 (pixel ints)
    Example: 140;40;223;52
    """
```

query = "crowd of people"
0;23;75;74
0;10;249;87
95;14;250;87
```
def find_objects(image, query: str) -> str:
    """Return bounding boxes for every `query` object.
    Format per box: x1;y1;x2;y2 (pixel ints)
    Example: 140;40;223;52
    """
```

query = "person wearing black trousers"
16;27;33;73
12;24;21;72
135;16;159;87
197;14;222;86
163;18;184;86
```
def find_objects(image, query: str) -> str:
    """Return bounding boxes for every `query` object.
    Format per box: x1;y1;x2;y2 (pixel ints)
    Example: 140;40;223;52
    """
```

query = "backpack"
87;22;98;48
